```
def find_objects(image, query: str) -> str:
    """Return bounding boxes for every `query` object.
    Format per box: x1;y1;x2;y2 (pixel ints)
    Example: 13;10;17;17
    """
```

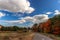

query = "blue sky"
0;0;60;27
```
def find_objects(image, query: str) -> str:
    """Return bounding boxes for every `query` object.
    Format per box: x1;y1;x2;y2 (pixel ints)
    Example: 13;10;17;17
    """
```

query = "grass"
0;31;34;40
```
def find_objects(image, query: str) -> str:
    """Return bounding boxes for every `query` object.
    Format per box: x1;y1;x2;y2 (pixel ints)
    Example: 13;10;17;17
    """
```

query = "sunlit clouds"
0;12;5;18
0;0;35;13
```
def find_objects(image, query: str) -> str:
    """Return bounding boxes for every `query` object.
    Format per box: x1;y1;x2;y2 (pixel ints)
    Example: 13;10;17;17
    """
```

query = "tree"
32;15;60;35
13;26;19;31
32;23;38;32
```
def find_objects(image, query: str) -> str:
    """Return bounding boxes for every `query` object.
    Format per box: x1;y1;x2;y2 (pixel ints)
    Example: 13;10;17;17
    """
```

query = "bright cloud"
0;0;35;13
23;16;35;22
0;12;5;18
46;12;52;15
19;19;26;23
21;14;49;23
54;10;60;15
33;14;49;23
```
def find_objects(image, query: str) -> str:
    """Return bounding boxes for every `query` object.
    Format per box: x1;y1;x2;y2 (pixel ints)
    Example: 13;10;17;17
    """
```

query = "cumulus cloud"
33;14;49;23
0;12;5;18
54;10;60;15
21;14;49;23
0;0;35;13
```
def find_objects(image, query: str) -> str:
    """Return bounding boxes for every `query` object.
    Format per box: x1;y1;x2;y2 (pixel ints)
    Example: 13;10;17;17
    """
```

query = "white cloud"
0;0;35;13
21;14;49;23
46;12;52;15
4;20;26;24
25;7;35;13
0;14;49;25
23;16;35;22
19;19;26;23
54;10;60;15
0;12;5;18
33;14;49;23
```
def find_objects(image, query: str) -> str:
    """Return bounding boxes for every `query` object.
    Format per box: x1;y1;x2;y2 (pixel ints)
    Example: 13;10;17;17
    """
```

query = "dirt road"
32;33;53;40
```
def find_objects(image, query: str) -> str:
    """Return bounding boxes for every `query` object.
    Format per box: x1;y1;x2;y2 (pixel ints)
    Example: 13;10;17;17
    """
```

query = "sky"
0;0;60;27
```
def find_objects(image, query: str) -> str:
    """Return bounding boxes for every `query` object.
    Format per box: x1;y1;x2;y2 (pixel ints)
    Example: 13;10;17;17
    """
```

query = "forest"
32;15;60;36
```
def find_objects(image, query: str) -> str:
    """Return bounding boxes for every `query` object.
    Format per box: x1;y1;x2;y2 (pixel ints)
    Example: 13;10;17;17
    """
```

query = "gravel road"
33;33;53;40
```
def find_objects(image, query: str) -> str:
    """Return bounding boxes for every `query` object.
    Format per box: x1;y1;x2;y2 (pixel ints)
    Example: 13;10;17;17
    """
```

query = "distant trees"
0;26;30;32
32;15;60;35
0;26;19;31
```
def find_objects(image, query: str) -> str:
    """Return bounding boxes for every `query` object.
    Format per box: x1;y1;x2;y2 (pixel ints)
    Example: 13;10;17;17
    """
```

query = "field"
0;31;34;40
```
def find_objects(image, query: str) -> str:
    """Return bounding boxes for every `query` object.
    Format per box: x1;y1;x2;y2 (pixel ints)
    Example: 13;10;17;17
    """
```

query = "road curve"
32;33;53;40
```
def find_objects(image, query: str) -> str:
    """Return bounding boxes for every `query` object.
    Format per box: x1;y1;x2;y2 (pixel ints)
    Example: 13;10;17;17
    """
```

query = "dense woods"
32;15;60;35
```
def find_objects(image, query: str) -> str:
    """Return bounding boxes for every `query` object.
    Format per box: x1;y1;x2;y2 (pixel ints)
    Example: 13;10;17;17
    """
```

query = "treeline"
0;26;31;31
32;15;60;35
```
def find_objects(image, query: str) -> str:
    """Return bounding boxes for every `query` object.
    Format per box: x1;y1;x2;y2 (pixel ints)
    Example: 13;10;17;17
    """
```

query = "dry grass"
0;31;34;40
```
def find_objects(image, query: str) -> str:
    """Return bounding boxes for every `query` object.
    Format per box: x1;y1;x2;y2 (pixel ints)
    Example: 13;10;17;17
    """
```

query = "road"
32;33;53;40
